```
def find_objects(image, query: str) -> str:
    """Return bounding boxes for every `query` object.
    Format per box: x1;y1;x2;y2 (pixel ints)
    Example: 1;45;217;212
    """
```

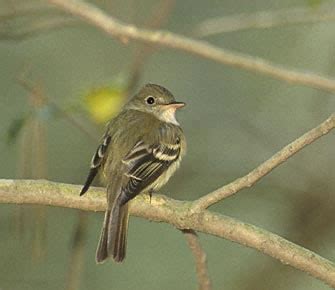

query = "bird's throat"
158;108;179;125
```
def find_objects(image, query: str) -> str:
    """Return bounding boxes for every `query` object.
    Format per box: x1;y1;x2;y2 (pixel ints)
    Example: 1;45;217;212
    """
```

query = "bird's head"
126;83;185;125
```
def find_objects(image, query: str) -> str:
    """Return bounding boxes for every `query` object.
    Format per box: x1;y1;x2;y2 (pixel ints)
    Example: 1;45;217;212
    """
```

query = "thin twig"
17;72;97;142
0;17;78;41
0;179;335;287
126;0;176;96
0;5;64;21
65;211;88;290
0;3;78;41
194;5;335;37
183;230;212;290
192;113;335;210
48;0;335;93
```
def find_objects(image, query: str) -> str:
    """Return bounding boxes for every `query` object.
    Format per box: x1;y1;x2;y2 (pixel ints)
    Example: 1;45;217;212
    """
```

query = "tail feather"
108;203;129;262
95;201;129;263
95;210;111;263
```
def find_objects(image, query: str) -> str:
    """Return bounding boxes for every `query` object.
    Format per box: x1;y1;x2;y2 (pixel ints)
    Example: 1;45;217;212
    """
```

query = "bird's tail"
95;201;129;263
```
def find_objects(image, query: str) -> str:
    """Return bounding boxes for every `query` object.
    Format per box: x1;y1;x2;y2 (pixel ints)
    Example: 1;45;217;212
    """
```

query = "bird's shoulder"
108;109;160;135
104;109;185;160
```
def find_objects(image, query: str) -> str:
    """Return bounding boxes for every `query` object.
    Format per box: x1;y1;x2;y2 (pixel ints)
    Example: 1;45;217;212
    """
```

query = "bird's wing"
80;134;112;196
118;138;181;205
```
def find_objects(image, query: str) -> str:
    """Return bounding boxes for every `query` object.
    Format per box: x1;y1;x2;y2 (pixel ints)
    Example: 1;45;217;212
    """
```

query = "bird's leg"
148;189;154;204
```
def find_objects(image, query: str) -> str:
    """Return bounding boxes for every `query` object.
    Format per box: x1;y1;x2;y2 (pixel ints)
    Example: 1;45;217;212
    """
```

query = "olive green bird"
80;84;186;263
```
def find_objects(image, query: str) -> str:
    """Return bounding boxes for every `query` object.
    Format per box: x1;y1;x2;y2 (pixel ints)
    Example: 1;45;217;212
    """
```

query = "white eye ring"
146;95;155;105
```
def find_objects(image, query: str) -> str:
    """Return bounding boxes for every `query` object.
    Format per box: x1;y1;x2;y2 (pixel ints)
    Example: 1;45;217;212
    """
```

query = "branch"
183;230;212;290
0;17;77;41
126;0;176;96
193;5;335;36
192;113;335;210
16;71;97;142
65;212;88;290
0;5;64;20
0;4;78;41
1;179;335;287
47;0;335;93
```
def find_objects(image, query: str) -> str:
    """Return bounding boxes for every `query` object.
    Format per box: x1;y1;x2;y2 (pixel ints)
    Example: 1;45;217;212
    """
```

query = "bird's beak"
165;101;186;110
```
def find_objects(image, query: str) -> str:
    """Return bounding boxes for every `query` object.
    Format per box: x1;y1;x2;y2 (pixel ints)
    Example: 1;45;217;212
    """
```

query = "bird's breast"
149;154;183;192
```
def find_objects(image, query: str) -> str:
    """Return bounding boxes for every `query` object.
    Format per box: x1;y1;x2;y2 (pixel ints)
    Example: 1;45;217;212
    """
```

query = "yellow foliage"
84;86;125;124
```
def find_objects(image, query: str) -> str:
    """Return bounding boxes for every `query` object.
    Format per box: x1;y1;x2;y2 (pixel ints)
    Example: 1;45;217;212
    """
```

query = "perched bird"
80;84;186;263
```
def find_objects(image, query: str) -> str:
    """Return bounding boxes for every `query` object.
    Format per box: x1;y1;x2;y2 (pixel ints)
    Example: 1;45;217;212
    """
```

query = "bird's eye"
146;96;155;105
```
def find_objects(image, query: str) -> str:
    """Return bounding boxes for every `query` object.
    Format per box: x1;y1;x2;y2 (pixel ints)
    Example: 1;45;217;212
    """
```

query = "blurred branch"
14;69;49;262
192;113;335;210
65;211;88;290
0;17;77;41
193;5;335;37
183;229;212;290
17;72;97;141
1;179;335;287
0;4;78;41
126;0;175;96
0;4;63;20
47;0;335;93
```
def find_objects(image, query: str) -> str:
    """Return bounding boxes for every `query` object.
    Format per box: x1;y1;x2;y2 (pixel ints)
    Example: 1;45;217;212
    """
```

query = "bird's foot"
148;190;154;204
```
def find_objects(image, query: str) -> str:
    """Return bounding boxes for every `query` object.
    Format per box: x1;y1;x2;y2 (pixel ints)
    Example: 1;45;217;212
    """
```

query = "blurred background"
1;0;335;289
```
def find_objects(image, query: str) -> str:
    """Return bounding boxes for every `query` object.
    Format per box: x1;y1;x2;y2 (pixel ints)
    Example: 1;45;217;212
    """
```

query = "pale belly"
146;157;182;193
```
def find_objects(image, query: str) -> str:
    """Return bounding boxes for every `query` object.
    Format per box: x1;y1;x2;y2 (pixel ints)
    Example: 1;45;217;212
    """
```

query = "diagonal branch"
47;0;335;93
126;0;176;96
193;5;335;37
0;4;78;41
0;17;78;41
192;113;335;210
0;179;335;287
183;229;212;290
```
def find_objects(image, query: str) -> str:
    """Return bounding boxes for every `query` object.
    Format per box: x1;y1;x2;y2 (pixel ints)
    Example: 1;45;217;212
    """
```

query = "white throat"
158;108;179;125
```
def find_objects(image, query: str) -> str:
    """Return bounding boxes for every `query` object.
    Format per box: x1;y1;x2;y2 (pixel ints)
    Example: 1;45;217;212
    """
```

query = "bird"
80;83;186;263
